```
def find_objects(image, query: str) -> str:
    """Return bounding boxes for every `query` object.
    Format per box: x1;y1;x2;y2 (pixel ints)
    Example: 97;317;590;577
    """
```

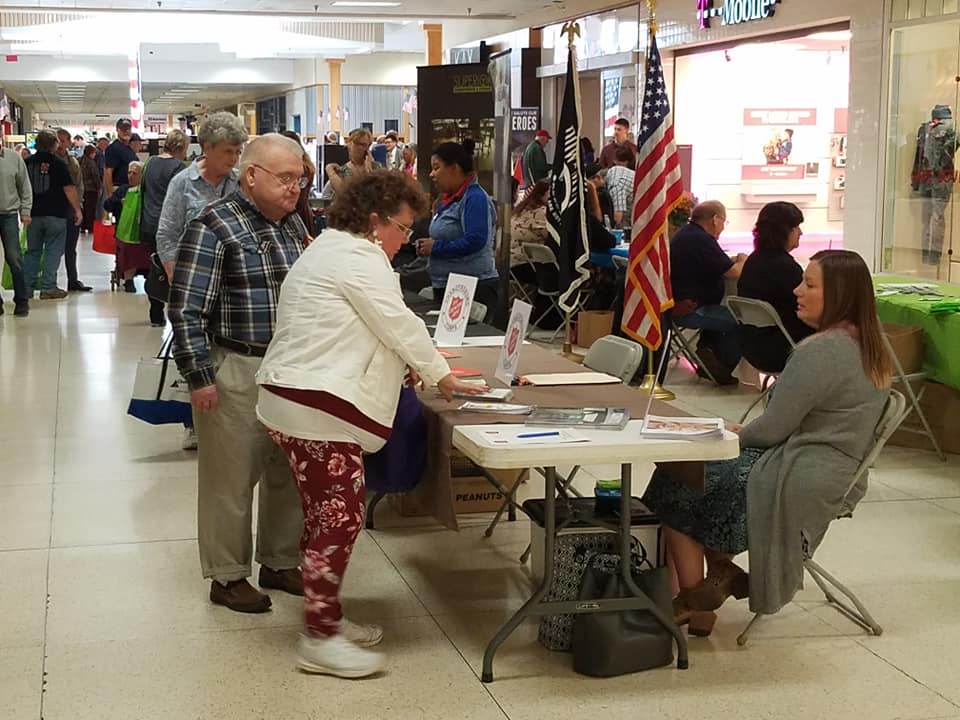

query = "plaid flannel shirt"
168;190;307;389
605;165;636;216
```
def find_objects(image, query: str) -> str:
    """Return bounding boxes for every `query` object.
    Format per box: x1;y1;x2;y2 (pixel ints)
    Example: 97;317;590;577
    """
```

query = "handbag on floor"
538;531;620;651
127;334;193;425
571;550;674;677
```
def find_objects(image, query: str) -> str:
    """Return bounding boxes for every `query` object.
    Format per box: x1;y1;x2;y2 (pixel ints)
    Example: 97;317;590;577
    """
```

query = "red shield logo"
448;296;464;321
507;326;520;355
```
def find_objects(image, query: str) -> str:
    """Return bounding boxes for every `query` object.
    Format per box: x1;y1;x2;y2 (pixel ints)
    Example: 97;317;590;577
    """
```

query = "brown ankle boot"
685;559;749;611
673;592;717;637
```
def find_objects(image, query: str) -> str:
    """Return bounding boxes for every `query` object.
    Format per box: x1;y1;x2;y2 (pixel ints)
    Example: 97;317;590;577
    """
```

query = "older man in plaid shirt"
169;133;311;614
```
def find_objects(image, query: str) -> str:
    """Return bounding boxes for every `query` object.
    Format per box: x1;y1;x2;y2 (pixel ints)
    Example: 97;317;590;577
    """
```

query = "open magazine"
640;415;725;440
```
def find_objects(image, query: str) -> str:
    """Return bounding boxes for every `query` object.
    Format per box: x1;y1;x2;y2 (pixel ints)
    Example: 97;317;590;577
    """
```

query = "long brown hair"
514;180;549;216
810;249;891;389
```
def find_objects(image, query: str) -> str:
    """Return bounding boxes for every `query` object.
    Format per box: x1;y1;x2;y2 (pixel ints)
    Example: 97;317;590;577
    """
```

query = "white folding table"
452;420;740;682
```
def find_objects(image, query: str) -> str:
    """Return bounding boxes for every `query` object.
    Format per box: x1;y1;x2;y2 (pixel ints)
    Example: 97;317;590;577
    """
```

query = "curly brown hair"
326;169;429;235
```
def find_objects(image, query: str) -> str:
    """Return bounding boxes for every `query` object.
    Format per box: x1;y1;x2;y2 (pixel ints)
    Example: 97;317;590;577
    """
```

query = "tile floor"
1;243;959;719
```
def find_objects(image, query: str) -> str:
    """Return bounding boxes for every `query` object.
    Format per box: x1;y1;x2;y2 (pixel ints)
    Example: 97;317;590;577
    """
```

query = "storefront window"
542;6;640;66
882;22;960;280
673;31;850;262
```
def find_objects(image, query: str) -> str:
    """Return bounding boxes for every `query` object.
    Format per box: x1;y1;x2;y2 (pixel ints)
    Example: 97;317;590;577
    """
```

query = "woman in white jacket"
256;170;483;679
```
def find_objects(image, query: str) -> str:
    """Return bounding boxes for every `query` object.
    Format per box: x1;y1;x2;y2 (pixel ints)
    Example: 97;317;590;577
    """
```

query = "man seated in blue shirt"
670;200;747;385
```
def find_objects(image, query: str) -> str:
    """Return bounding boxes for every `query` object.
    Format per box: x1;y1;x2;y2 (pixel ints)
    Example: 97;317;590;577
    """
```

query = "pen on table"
517;431;560;439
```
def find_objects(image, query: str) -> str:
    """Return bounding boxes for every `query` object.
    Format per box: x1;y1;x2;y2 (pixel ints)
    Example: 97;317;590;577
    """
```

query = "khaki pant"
194;347;304;582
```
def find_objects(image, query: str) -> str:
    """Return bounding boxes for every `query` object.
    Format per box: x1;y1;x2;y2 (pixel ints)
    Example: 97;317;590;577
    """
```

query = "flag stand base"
638;342;674;400
638;374;675;401
561;314;584;363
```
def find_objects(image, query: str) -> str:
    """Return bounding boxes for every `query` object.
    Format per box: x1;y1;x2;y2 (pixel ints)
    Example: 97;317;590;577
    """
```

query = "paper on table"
522;372;621;386
478;428;591;445
438;349;462;359
437;335;529;348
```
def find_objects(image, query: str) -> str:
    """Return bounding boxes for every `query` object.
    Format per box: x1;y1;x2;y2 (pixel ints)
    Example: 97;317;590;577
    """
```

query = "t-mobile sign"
698;0;782;29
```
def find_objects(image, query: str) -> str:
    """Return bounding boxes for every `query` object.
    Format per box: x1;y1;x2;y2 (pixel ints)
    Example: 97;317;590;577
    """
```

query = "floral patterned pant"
268;431;365;638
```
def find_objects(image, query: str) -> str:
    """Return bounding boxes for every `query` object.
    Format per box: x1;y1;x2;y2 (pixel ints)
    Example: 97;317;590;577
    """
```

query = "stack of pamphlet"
639;415;724;440
524;407;630;431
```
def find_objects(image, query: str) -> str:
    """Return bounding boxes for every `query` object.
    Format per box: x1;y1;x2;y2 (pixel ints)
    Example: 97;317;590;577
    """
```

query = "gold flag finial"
561;21;580;49
646;0;659;35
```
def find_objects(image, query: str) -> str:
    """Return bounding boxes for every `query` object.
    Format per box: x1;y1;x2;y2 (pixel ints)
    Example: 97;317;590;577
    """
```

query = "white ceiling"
0;0;564;20
1;80;292;116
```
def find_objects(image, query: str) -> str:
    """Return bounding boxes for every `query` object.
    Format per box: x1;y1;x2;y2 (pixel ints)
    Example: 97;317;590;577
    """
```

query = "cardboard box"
388;452;522;517
888;380;960;455
883;322;924;375
576;310;614;349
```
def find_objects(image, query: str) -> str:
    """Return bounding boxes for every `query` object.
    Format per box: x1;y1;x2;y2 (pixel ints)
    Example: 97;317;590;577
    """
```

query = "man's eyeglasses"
252;164;308;190
387;217;414;239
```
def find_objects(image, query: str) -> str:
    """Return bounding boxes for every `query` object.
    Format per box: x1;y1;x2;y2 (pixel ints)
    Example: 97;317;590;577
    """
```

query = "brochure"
458;401;533;415
525;407;630;431
640;415;725;440
453;387;514;402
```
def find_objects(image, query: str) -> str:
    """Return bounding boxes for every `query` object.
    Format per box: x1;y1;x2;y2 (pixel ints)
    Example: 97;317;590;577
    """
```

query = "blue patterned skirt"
641;447;766;555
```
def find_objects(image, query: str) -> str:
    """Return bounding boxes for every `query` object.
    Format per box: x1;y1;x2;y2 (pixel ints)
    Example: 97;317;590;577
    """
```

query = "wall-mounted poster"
417;63;495;195
741;107;817;179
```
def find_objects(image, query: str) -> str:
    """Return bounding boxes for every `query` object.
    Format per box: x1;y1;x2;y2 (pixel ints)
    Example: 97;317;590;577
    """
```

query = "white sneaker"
296;632;385;678
182;427;198;451
340;617;383;648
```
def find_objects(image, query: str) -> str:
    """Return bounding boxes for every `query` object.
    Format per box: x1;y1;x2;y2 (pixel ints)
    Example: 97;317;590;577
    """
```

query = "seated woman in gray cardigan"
643;249;892;637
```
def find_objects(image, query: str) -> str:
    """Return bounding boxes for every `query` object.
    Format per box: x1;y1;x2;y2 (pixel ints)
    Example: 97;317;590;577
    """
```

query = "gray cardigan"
741;329;888;614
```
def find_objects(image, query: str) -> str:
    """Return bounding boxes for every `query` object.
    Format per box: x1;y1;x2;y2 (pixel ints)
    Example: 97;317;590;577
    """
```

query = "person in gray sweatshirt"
0;129;33;316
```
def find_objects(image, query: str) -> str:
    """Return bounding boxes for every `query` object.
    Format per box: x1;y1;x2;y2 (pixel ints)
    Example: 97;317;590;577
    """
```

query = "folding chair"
522;243;566;341
724;296;798;423
737;389;907;646
583;334;645;383
881;330;945;461
469;301;488;324
666;314;719;385
509;268;536;305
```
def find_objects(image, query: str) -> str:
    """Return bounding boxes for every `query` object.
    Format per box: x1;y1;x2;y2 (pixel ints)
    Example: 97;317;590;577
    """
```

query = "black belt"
210;334;268;357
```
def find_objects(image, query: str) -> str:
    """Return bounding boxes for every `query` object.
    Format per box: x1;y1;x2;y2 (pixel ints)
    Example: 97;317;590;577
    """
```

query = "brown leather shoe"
685;559;750;611
696;346;738;386
258;566;304;596
673;592;717;637
210;579;272;613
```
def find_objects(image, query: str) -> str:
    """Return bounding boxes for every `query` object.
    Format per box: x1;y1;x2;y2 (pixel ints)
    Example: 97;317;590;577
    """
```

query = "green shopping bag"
1;225;32;291
115;186;143;245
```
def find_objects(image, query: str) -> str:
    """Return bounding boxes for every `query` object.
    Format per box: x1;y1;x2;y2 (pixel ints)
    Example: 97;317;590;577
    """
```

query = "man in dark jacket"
670;200;746;384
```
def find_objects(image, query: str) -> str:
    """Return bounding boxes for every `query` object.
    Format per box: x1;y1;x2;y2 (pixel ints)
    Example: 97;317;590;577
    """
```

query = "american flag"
621;33;682;349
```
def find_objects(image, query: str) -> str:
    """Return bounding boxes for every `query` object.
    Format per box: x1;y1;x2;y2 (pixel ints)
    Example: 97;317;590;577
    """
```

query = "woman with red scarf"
417;140;498;319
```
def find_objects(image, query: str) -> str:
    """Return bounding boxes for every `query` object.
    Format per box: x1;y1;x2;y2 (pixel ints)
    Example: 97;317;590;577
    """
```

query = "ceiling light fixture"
331;1;401;7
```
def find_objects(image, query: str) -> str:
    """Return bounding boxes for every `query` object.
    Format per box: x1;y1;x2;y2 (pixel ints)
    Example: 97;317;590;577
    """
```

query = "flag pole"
561;20;581;361
636;0;675;401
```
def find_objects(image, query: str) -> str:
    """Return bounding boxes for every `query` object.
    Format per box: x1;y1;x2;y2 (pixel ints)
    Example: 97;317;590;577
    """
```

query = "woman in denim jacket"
417;140;498;319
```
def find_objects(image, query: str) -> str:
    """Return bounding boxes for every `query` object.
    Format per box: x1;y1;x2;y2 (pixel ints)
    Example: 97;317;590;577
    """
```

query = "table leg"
619;463;689;670
481;465;558;683
484;469;527;538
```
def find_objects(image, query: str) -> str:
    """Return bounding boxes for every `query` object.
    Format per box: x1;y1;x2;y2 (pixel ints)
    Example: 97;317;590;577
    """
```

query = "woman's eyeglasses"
252;164;308;190
387;217;414;239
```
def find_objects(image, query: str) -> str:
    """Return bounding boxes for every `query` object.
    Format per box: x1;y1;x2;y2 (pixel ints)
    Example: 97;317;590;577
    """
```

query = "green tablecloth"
874;275;960;390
